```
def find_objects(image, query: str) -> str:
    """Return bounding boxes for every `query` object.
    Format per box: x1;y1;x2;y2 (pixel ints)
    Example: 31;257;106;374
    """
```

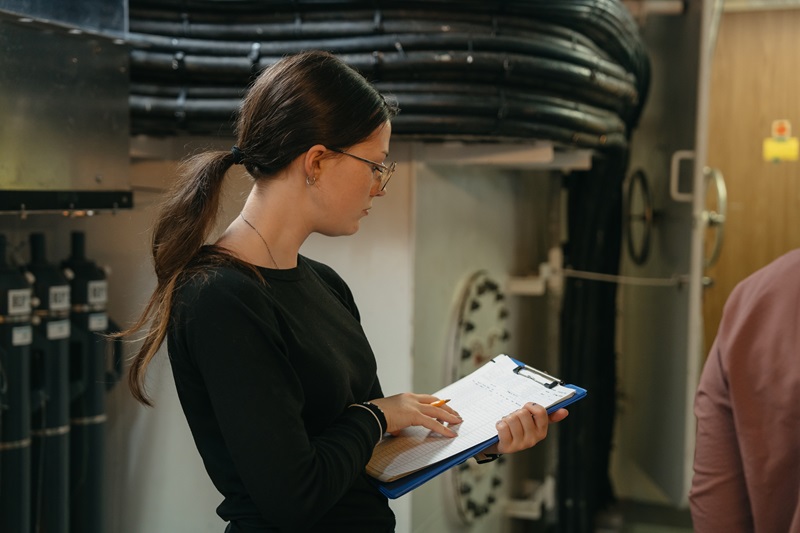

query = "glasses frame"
329;148;396;192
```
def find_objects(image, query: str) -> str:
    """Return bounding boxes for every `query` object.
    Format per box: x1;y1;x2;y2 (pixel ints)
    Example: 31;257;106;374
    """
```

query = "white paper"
366;354;575;482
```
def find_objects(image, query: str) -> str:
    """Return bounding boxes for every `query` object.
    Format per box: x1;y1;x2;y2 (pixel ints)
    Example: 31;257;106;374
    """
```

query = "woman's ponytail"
122;150;233;406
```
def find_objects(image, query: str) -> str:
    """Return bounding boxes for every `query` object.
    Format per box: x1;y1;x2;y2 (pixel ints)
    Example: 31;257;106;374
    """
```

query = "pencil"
430;398;451;407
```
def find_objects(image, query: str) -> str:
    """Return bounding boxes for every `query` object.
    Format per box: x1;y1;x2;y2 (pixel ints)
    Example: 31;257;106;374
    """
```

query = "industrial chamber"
122;1;651;531
1;1;722;532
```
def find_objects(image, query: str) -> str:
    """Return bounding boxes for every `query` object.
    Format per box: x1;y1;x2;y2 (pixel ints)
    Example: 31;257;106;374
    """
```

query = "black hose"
130;48;637;103
128;0;649;144
131;88;626;138
126;31;628;82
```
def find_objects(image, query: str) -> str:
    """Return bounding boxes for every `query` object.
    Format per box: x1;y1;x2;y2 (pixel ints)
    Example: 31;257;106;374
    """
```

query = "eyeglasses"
330;148;396;192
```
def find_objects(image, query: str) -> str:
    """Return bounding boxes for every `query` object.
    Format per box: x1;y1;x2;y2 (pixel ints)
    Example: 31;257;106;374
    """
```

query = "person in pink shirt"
690;249;800;531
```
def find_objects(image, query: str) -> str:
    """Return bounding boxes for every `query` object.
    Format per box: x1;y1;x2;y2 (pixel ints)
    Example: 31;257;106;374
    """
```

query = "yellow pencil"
430;398;451;407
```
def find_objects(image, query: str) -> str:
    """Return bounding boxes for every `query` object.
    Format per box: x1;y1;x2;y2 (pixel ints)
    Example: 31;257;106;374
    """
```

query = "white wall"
408;160;553;533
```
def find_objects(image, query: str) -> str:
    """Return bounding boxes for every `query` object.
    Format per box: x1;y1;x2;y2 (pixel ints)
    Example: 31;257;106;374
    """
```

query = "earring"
306;175;316;186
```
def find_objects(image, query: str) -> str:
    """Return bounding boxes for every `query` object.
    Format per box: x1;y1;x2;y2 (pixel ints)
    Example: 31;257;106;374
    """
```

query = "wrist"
349;401;387;442
361;401;387;433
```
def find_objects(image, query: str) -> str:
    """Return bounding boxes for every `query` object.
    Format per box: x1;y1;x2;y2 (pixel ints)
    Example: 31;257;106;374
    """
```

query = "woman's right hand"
369;393;463;437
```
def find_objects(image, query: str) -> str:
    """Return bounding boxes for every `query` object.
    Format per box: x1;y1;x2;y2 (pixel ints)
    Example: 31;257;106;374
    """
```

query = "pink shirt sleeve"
690;337;753;531
690;249;800;532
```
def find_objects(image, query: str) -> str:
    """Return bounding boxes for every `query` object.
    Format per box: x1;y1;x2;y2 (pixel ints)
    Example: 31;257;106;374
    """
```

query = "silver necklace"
239;213;279;269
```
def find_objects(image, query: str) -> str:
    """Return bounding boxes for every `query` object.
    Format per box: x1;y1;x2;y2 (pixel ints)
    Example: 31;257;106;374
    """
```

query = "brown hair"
123;50;398;405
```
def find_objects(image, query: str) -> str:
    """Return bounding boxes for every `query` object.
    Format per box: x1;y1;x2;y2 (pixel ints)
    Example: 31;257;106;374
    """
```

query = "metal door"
613;0;717;507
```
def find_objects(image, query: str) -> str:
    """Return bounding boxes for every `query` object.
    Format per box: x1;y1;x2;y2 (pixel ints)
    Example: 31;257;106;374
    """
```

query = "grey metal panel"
0;17;130;194
613;1;707;508
0;0;126;33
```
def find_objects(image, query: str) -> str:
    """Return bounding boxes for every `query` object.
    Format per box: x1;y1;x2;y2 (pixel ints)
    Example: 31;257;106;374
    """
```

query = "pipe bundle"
129;0;649;150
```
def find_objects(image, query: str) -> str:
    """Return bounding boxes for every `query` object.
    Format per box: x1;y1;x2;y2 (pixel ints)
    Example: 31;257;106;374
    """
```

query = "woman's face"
314;121;393;236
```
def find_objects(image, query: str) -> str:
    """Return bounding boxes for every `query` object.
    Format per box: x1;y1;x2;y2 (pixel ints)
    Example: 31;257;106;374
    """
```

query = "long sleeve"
690;339;752;531
690;249;800;533
168;261;393;531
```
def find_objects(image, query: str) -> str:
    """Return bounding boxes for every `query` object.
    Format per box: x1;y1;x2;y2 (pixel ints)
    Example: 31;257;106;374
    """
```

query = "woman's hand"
369;393;463;437
482;402;569;455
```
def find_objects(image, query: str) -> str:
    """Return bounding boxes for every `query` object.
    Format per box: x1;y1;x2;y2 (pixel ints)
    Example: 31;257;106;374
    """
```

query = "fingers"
416;394;440;405
371;394;462;437
495;402;549;454
549;408;569;423
416;396;462;426
421;401;462;436
416;416;458;438
525;402;548;423
373;395;561;446
427;403;462;424
502;406;542;443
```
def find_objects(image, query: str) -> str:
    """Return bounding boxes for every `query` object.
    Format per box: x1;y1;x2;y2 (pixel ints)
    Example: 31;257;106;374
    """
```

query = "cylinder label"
8;288;32;315
46;319;71;340
87;280;108;305
49;285;71;311
88;312;108;332
12;325;32;346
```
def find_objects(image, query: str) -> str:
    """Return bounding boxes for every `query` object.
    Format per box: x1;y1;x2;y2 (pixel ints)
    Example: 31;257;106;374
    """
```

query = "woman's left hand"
482;402;569;455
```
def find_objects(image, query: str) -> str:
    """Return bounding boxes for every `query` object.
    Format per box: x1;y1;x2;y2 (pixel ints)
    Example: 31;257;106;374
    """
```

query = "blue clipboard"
369;359;587;499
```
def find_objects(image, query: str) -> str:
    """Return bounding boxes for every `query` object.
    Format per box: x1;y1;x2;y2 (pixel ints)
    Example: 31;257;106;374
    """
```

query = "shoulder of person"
302;256;348;289
719;248;800;336
730;248;800;305
176;256;266;305
300;256;359;316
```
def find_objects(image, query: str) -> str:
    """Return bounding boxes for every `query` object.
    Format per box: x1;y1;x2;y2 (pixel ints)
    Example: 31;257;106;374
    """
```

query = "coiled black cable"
128;0;649;146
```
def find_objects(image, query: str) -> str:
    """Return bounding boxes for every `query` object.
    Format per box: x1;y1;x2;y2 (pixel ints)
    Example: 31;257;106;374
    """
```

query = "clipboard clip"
513;364;564;389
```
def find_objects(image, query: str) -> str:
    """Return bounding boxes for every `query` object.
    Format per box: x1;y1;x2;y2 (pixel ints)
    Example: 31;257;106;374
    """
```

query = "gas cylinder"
62;231;122;533
0;233;34;533
27;232;71;533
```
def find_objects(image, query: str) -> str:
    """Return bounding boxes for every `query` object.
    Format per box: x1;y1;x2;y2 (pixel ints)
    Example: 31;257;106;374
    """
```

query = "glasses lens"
380;161;396;191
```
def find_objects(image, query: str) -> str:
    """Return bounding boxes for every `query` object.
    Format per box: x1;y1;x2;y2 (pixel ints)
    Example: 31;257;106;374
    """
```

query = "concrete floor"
597;501;694;533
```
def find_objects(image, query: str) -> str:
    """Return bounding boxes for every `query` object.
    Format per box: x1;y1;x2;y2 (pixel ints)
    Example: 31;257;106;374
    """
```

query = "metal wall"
0;1;131;212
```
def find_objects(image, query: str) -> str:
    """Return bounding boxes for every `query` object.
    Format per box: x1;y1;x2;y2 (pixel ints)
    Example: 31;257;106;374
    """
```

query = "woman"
124;50;568;532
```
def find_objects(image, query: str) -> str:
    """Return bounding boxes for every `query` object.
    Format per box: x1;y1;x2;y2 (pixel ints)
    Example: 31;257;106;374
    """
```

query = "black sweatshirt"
167;253;395;532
